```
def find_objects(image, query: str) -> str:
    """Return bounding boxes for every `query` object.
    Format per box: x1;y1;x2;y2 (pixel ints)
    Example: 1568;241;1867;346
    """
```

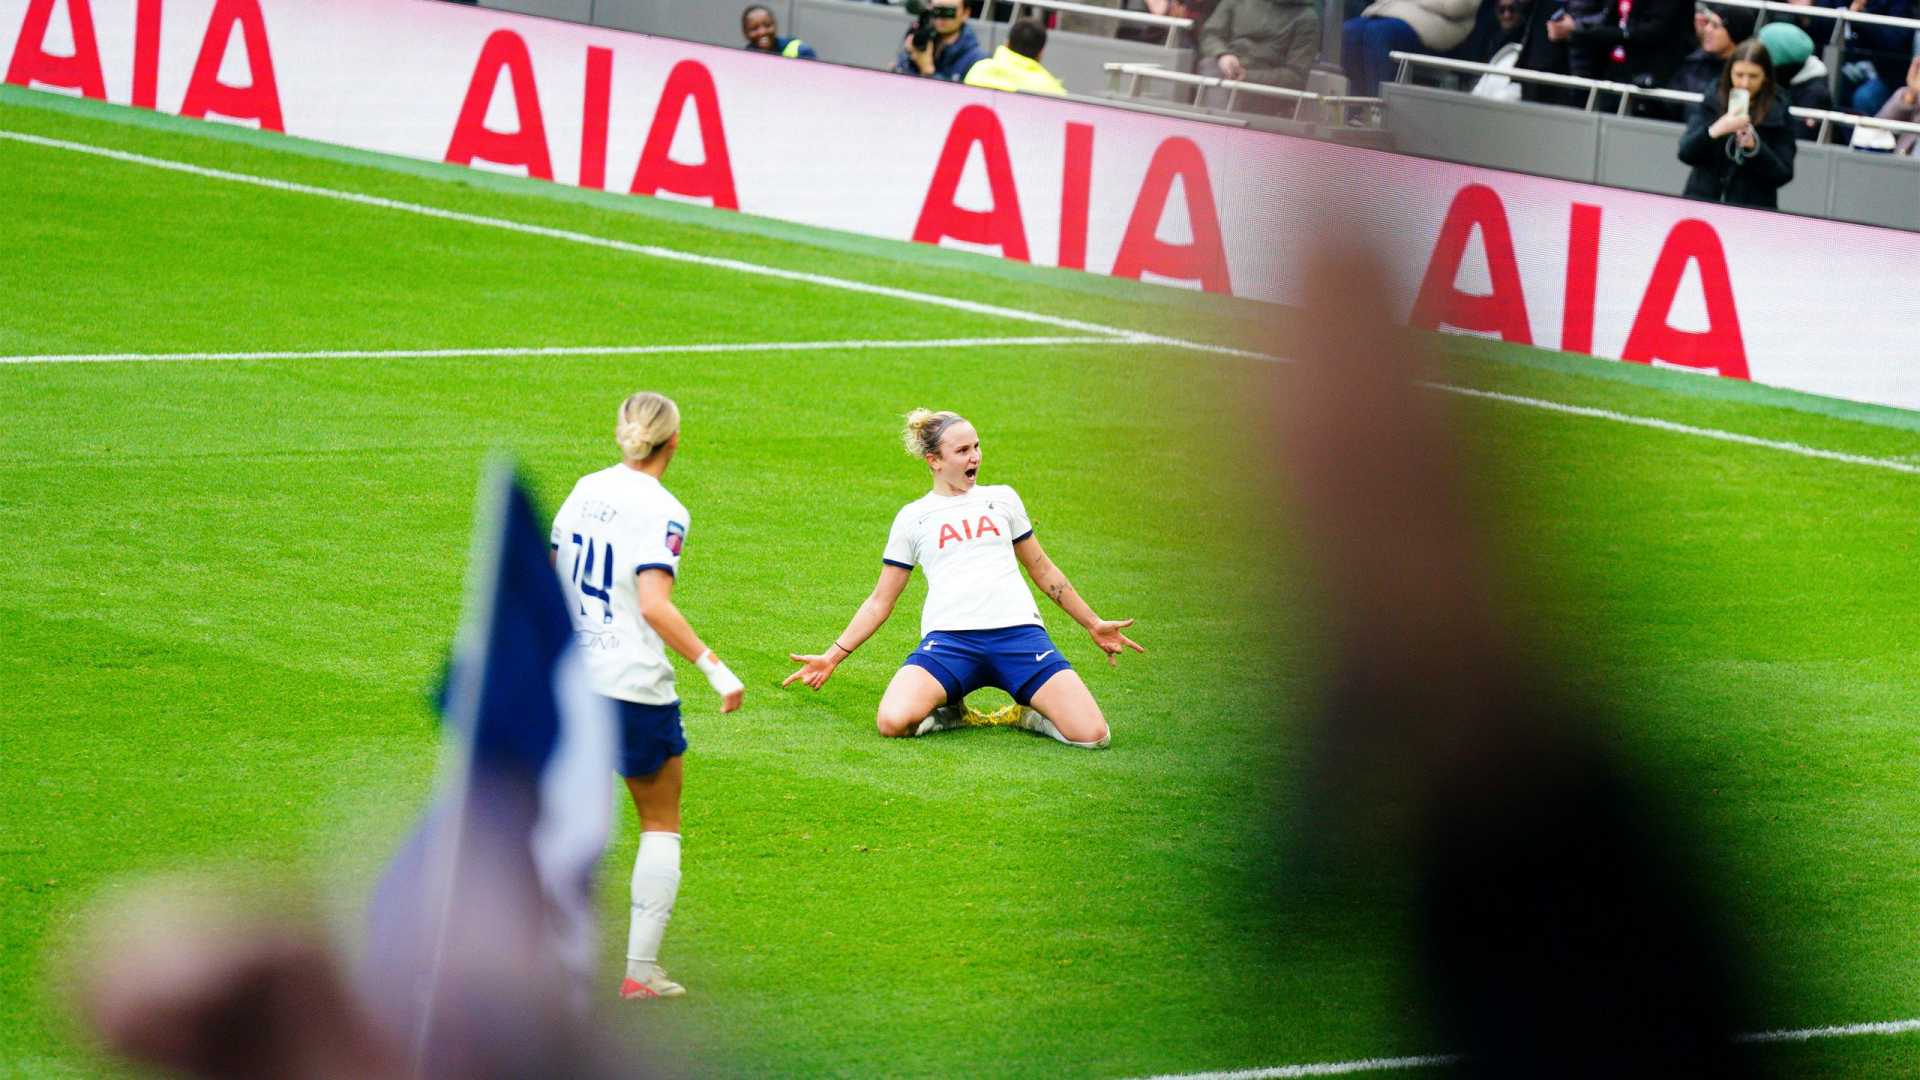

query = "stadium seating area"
468;0;1920;227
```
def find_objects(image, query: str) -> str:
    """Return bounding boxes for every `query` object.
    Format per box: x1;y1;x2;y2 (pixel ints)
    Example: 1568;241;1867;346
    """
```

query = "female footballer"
550;391;744;1000
782;409;1142;748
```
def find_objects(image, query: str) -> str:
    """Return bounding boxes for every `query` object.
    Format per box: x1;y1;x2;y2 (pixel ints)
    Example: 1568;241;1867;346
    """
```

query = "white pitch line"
1426;381;1920;476
0;335;1134;366
12;132;1918;482
1128;1016;1920;1080
1738;1017;1920;1043
1124;1054;1463;1080
0;130;1271;363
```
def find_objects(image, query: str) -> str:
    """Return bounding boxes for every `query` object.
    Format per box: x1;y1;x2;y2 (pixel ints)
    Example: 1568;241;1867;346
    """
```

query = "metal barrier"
1002;0;1194;46
1388;51;1920;145
1104;61;1383;125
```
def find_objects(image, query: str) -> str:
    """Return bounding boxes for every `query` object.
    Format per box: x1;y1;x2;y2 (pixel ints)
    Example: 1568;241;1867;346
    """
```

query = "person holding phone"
1678;39;1797;208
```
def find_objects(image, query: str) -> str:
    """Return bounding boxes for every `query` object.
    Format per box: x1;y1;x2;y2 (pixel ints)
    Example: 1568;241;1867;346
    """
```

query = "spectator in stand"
1541;0;1620;80
1465;0;1536;99
741;4;819;59
1830;0;1918;115
965;19;1070;93
1680;39;1796;206
1343;0;1482;96
1668;2;1755;98
893;0;989;80
1870;54;1920;151
1200;0;1322;104
1781;0;1836;53
1758;21;1834;139
1549;0;1693;102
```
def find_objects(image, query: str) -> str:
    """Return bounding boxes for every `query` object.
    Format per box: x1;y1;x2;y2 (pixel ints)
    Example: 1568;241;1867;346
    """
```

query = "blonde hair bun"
903;408;963;458
616;392;681;461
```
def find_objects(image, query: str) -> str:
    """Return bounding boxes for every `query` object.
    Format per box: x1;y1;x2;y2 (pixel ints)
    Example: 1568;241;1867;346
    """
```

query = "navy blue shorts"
611;698;686;778
902;625;1073;707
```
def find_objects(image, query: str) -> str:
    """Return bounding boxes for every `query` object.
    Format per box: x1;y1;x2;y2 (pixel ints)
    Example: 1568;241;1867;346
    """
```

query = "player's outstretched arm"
637;568;744;712
784;564;911;691
1014;536;1144;667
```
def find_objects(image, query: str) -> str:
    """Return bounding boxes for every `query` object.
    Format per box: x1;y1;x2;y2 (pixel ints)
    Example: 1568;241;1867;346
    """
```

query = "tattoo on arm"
1048;580;1067;604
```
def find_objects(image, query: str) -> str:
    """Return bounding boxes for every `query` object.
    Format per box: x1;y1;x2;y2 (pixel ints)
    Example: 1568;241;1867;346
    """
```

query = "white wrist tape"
696;651;744;697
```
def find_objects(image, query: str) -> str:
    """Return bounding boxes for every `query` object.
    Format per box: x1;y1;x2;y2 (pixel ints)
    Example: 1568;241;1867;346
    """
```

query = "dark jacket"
893;24;988;81
1571;0;1692;88
1679;92;1797;208
1824;0;1916;88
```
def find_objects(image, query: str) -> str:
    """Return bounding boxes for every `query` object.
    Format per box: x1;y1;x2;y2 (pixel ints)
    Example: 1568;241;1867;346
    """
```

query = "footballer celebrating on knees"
783;409;1142;748
551;391;744;1001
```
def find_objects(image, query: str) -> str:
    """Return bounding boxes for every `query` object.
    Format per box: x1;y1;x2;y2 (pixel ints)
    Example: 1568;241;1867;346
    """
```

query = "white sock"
1024;708;1111;750
626;831;681;977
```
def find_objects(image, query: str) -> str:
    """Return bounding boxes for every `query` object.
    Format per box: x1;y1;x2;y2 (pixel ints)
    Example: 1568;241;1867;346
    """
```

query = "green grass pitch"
3;85;1919;1078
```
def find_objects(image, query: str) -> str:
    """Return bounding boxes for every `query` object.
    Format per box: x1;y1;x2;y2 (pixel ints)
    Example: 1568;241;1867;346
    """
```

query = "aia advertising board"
7;0;1920;408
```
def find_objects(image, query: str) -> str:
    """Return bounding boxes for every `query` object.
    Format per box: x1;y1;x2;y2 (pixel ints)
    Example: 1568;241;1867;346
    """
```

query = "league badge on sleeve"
665;521;687;557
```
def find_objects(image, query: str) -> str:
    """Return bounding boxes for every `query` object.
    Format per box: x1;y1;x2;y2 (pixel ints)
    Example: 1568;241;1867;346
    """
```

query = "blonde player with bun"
783;409;1142;748
550;391;744;1000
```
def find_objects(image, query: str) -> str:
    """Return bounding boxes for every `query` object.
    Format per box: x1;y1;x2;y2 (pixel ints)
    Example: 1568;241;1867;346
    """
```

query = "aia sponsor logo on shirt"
665;521;686;557
937;515;1003;549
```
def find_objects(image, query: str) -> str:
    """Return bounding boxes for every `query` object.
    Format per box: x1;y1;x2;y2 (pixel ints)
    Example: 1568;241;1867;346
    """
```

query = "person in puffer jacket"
1343;0;1480;95
1757;21;1834;141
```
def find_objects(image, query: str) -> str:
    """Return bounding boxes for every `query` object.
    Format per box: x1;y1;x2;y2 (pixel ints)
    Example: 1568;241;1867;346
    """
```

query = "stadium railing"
997;0;1195;46
1103;61;1385;128
486;0;1197;97
1383;50;1920;229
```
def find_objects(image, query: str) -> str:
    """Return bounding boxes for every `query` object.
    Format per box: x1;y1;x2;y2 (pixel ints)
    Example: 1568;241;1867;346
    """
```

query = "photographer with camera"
892;0;989;81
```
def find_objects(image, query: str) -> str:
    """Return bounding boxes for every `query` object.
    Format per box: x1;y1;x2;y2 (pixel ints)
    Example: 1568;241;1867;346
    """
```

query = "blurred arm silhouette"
1276;243;1767;1079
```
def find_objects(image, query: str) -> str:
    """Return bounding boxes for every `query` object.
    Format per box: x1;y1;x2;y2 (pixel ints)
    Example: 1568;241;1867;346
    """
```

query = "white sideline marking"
0;130;1271;363
1427;382;1920;476
1738;1017;1920;1043
0;336;1133;366
1125;1054;1464;1079
1129;1017;1920;1080
10;133;1917;482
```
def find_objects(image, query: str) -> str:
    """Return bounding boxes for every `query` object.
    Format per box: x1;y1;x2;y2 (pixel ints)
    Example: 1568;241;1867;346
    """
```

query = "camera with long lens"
904;0;960;50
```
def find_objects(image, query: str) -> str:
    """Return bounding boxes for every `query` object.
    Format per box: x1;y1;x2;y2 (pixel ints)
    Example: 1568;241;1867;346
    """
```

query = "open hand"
1089;619;1145;667
783;653;838;690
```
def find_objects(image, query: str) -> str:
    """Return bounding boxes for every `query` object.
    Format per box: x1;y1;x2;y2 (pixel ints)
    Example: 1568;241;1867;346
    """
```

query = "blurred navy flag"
364;460;617;1076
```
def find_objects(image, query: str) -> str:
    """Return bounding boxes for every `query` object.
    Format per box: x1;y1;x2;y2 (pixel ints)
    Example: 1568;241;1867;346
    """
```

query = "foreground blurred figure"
1276;242;1768;1079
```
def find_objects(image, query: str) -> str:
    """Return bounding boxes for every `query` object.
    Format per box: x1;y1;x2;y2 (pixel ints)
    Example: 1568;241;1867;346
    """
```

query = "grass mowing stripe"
1426;382;1920;476
0;129;1270;361
1136;1017;1920;1080
0;336;1137;366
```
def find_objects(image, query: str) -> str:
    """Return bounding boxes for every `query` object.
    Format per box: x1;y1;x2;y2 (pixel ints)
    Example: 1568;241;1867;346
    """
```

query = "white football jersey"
550;465;689;705
883;484;1042;639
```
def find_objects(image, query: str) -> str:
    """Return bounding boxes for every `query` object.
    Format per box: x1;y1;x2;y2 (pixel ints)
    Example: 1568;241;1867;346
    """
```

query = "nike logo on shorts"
924;642;936;650
1034;650;1054;662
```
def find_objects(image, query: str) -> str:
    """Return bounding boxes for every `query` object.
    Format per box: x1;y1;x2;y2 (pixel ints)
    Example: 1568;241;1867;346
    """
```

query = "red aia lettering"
913;104;1030;261
630;60;739;210
6;0;106;100
1621;219;1748;378
446;30;554;180
936;516;1003;549
179;0;284;131
1058;121;1094;272
1111;137;1231;294
1410;183;1532;345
